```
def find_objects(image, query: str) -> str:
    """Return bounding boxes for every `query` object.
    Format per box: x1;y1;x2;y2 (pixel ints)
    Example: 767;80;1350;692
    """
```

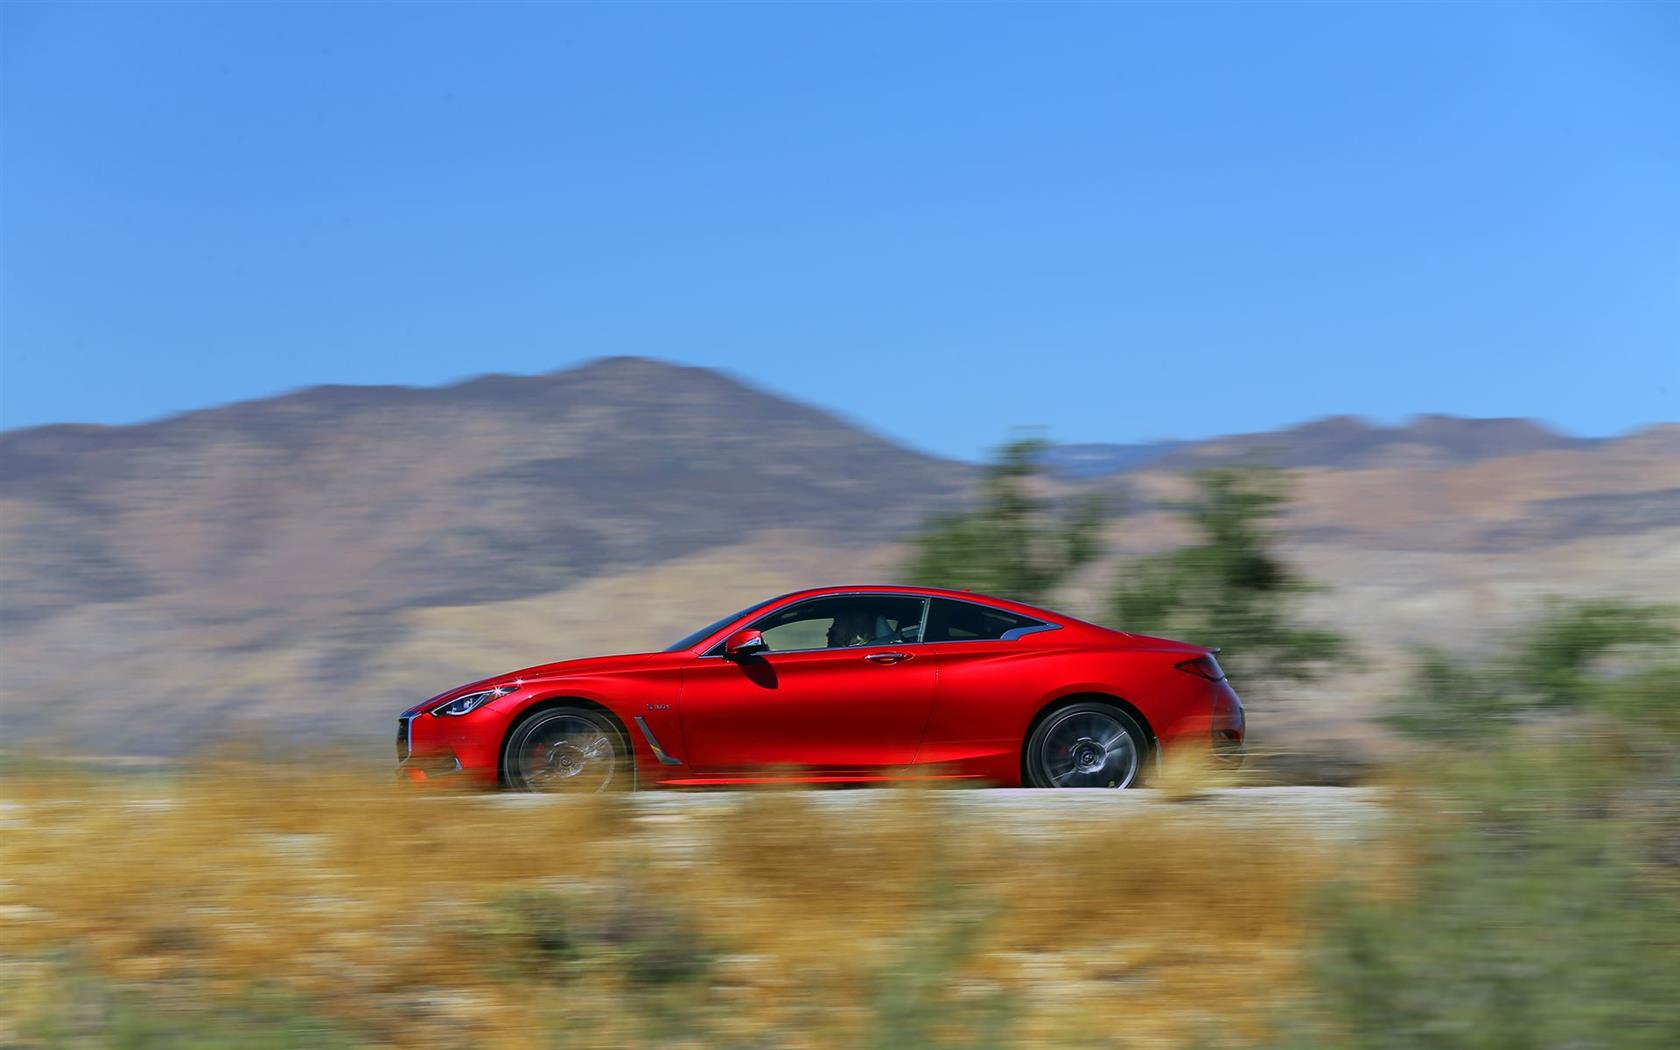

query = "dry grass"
0;763;1352;1049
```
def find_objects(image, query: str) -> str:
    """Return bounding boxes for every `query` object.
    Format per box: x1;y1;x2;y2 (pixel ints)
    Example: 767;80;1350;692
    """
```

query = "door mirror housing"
723;628;768;659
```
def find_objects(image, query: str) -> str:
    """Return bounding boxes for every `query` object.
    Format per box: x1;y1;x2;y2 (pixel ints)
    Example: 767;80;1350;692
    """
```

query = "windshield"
662;595;785;653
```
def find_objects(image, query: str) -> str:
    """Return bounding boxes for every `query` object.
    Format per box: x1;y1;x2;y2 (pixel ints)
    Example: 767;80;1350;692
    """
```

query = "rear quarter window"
923;598;1046;642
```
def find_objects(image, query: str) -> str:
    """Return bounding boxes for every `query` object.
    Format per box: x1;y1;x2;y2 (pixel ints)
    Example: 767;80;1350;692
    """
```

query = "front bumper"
395;710;502;787
396;714;466;781
396;751;465;782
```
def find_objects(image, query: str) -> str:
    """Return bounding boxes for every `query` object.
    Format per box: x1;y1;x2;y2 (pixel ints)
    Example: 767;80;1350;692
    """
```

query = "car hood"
414;652;665;714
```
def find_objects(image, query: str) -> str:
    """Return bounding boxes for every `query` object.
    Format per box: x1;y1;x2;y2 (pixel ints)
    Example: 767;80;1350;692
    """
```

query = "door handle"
864;652;912;664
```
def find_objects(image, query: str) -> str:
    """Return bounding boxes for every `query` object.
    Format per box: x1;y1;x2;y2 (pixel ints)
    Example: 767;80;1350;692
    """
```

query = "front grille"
396;716;414;761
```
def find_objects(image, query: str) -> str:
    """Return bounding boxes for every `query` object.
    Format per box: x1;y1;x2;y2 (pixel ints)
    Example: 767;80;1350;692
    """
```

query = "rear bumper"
1211;729;1246;767
1211;679;1245;765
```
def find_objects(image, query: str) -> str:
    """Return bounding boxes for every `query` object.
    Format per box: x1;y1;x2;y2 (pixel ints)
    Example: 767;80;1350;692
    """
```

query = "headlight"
431;686;516;717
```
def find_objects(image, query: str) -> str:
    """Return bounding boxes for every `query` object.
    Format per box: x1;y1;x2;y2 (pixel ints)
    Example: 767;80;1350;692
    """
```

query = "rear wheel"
503;708;628;793
1025;702;1148;789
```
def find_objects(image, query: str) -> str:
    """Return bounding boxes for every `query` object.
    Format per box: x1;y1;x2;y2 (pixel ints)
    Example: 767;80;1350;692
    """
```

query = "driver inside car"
826;609;886;648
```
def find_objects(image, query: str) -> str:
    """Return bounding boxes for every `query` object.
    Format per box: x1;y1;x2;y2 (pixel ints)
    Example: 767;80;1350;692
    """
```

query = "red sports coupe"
396;586;1244;790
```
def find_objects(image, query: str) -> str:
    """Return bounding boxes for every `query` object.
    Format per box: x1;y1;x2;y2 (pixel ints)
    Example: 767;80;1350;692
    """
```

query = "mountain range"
1043;414;1599;478
2;357;1675;764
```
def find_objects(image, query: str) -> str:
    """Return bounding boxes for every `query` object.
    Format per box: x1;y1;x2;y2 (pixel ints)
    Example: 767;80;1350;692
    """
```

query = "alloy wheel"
1030;707;1142;789
509;711;621;793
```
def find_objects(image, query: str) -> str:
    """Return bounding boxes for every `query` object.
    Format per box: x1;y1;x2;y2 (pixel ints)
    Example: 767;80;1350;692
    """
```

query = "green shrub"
1386;600;1677;743
484;883;713;988
21;966;364;1050
1286;745;1680;1050
862;886;1016;1050
488;887;583;979
1208;602;1680;1050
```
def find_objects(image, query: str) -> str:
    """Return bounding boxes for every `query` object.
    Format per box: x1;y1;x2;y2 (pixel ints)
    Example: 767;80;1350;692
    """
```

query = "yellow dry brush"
0;762;1351;1050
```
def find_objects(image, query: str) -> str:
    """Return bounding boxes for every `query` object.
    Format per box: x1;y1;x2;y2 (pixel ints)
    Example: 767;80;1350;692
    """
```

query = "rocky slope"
2;358;1674;759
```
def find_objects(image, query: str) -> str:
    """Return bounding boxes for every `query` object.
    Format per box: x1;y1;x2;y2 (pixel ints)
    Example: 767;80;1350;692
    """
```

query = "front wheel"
503;708;629;793
1025;702;1149;789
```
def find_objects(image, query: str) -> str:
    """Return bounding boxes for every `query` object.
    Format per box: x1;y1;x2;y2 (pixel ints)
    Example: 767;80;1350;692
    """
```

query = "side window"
746;596;928;653
923;598;1046;642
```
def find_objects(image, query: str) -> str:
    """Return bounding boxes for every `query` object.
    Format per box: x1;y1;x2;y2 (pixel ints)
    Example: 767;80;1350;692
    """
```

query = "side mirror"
723;628;768;659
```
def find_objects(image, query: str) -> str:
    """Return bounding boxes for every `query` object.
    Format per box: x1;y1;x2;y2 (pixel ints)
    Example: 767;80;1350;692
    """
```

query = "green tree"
1386;598;1678;742
1109;466;1344;691
901;438;1104;606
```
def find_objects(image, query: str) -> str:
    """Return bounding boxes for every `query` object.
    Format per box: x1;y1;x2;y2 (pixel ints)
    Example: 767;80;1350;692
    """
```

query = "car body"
396;586;1244;790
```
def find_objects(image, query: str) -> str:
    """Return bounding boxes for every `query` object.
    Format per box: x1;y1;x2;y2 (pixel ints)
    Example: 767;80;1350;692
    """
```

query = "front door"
679;594;935;774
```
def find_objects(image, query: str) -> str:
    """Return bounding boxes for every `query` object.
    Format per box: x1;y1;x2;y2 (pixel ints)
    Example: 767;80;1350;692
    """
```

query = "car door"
912;597;1063;770
678;594;936;774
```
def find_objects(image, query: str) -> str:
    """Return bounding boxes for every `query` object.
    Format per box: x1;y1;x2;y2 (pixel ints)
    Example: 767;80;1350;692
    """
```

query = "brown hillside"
1;361;1673;758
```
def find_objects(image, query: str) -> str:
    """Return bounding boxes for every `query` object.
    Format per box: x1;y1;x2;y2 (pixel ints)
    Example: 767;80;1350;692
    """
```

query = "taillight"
1175;654;1226;681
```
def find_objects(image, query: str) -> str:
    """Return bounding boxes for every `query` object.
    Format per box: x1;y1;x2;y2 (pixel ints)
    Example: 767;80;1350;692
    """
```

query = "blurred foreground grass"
4;743;1678;1049
2;762;1341;1049
7;752;1673;1050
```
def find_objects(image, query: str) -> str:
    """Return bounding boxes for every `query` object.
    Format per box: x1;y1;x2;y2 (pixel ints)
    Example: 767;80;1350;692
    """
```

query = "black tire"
502;707;630;793
1024;701;1149;789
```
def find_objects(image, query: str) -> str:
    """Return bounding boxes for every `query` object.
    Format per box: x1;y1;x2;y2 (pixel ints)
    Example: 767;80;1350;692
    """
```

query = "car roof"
675;585;1120;655
769;585;1063;620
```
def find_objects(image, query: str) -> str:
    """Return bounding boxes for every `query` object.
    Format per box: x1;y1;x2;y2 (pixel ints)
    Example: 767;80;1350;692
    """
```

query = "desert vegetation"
3;764;1340;1048
5;596;1676;1048
6;438;1678;1047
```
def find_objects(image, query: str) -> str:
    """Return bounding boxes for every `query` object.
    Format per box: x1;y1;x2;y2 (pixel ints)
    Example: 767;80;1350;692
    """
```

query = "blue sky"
2;1;1675;459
